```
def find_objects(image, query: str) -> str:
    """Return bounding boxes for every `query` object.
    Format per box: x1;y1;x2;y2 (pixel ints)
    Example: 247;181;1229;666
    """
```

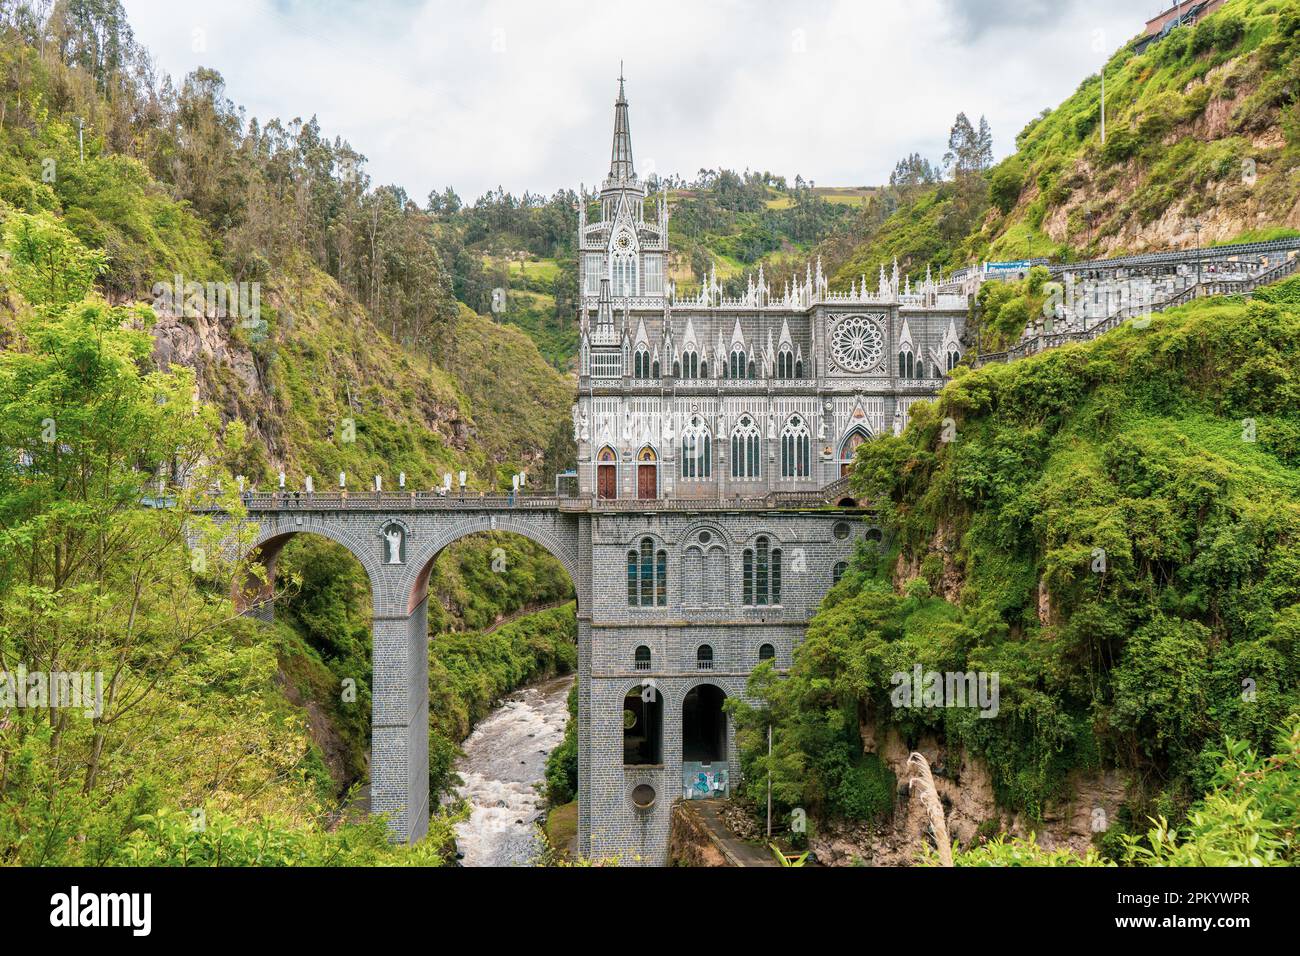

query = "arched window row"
776;350;804;380
726;349;756;380
625;534;791;609
633;350;659;379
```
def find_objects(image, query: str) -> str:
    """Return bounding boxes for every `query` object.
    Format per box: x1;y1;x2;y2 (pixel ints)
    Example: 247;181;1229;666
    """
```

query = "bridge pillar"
371;595;430;843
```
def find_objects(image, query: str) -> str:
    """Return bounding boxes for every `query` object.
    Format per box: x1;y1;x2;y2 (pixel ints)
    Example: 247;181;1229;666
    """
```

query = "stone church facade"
573;75;973;503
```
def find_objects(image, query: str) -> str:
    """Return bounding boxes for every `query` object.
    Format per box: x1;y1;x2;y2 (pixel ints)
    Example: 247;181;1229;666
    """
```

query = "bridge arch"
235;522;385;616
400;513;581;615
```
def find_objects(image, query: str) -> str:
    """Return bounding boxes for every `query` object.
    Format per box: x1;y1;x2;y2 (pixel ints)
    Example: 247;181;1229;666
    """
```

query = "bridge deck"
202;489;866;514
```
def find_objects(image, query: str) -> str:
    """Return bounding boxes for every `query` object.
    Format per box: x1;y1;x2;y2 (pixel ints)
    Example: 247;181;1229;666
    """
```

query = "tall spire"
609;64;635;184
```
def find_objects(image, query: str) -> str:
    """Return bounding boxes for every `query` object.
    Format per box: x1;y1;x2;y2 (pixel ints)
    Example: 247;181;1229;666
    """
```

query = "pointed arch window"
780;415;811;478
627;536;667;607
634;349;652;378
730;415;761;479
680;350;699;380
743;536;782;606
777;350;793;379
840;427;869;464
612;251;638;297
898;348;915;379
730;348;748;380
681;416;712;479
946;350;961;373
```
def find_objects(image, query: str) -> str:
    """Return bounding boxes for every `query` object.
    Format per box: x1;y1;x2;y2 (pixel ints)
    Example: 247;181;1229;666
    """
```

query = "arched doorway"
623;682;663;765
681;683;729;799
636;445;658;500
596;445;617;500
839;426;871;477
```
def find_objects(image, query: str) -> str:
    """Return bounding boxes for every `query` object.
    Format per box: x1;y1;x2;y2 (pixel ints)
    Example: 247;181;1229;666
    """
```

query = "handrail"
974;258;1297;369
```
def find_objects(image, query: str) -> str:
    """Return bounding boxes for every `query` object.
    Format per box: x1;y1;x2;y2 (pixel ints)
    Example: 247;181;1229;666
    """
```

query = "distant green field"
481;255;561;283
765;186;877;209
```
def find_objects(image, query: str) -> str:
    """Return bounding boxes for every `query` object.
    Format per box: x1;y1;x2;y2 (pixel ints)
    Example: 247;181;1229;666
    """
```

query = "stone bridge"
219;487;874;864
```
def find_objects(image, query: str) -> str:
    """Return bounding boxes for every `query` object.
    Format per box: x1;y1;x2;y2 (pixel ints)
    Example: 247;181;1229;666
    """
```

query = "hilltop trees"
943;112;994;178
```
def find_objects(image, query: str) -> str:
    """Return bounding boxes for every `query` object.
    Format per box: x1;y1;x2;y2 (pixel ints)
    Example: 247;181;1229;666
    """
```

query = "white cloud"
122;0;1142;201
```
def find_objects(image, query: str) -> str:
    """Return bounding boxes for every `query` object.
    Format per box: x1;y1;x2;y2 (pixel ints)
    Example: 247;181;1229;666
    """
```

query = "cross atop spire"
609;66;635;184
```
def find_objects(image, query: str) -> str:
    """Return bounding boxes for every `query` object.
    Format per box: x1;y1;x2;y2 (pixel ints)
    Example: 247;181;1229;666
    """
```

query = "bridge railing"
204;483;865;515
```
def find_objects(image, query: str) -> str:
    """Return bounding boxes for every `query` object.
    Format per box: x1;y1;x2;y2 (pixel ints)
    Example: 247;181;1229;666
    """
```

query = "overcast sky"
120;0;1160;202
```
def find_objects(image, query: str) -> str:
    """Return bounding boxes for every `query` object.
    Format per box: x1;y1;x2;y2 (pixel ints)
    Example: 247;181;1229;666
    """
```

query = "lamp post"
766;721;773;840
1193;220;1203;291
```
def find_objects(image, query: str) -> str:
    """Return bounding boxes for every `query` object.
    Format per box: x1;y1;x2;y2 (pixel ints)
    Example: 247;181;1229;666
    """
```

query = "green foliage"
1122;717;1300;866
989;157;1026;215
116;806;462;866
545;682;579;805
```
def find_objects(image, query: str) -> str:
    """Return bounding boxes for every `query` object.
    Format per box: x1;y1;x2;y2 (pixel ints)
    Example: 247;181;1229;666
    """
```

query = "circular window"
623;709;637;730
698;530;712;544
831;316;885;372
833;521;851;540
631;784;657;810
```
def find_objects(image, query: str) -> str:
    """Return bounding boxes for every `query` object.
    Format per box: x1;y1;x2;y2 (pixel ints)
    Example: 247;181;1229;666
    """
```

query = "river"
449;673;574;866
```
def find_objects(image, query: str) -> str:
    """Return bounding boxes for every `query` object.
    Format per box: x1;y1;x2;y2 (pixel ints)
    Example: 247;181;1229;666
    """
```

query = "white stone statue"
572;406;581;441
579;411;589;442
818;416;827;441
384;526;403;564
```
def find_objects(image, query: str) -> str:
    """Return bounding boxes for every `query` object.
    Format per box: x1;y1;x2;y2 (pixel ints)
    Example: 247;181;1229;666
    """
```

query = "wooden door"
597;464;616;500
637;464;657;500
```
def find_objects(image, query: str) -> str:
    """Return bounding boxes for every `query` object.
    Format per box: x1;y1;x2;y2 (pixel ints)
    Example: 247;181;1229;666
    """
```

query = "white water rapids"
449;674;574;867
